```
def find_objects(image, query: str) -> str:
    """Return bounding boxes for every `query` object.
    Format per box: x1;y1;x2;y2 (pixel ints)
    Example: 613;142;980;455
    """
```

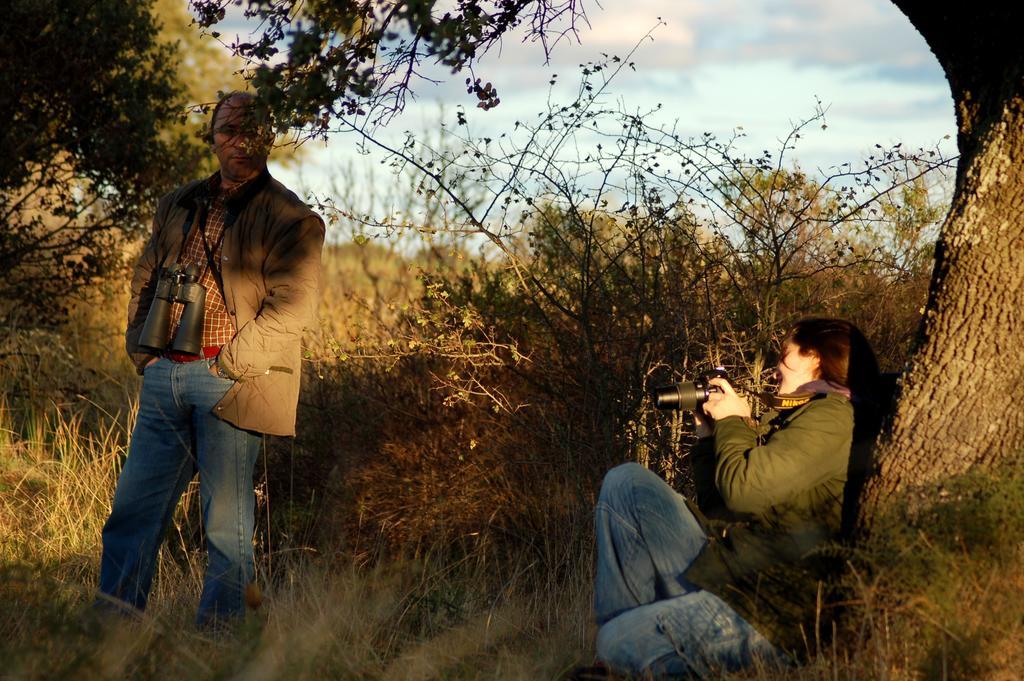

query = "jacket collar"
176;167;272;211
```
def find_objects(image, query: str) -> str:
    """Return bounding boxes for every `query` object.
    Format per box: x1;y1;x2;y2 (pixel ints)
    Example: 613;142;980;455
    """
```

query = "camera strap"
757;391;815;411
148;203;202;282
173;201;200;266
197;200;230;309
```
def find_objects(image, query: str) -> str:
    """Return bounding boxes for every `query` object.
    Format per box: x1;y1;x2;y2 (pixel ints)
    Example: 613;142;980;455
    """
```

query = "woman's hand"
702;378;751;422
693;410;714;439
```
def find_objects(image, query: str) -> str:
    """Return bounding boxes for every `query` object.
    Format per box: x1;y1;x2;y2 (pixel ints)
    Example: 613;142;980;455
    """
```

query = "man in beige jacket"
98;92;324;627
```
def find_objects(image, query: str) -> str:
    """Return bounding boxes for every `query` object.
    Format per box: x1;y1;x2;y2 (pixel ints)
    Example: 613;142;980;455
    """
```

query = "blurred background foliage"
0;0;198;325
0;0;304;328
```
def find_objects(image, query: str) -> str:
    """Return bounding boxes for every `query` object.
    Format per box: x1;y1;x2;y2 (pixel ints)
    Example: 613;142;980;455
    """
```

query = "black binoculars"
138;263;206;355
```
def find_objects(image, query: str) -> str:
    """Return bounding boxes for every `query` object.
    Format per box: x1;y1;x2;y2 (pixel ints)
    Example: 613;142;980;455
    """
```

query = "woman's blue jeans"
594;463;784;678
98;357;261;627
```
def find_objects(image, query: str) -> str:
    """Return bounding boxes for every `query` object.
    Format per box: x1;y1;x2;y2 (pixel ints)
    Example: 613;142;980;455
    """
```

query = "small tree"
0;0;200;324
321;70;949;480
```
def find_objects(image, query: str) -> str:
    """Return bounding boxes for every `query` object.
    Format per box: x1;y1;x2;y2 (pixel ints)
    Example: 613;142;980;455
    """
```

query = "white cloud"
470;0;942;84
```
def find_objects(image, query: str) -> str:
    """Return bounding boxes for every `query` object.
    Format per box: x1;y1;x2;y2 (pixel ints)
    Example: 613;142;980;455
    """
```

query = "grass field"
2;243;1022;681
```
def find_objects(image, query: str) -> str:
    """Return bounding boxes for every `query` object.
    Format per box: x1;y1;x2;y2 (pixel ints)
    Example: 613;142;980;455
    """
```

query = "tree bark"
857;4;1024;529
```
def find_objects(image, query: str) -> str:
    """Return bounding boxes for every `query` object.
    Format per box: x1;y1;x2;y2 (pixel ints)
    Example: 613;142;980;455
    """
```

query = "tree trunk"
858;4;1024;529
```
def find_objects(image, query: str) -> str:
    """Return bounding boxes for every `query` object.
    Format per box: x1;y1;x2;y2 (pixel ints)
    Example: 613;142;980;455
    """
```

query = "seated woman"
590;318;880;679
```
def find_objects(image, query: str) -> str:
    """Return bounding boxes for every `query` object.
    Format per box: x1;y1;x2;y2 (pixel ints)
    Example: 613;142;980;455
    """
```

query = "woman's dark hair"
786;318;881;401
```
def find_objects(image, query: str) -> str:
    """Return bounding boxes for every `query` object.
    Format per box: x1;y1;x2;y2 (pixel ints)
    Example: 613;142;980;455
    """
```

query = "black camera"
652;368;730;411
138;263;206;355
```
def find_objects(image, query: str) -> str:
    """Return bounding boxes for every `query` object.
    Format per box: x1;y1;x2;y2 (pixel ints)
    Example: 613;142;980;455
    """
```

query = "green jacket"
683;392;854;656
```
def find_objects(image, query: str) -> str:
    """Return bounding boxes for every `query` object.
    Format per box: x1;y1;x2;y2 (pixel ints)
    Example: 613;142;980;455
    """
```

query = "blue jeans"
594;463;785;678
98;357;261;627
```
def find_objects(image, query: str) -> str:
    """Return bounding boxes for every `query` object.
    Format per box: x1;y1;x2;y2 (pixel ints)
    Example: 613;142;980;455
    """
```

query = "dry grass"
2;246;1023;680
0;403;594;680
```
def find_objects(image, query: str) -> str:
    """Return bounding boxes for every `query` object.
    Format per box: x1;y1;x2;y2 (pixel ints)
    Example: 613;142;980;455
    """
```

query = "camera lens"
652;385;681;410
652;380;706;411
676;381;707;411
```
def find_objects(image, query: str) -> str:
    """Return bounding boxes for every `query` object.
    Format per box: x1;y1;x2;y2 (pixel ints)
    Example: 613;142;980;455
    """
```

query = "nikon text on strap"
757;391;816;411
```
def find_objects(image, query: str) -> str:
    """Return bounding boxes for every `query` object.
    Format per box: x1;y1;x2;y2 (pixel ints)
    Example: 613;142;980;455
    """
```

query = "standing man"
98;91;325;627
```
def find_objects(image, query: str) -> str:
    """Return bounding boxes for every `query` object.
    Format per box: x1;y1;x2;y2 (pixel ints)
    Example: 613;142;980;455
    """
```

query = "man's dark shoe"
566;663;611;681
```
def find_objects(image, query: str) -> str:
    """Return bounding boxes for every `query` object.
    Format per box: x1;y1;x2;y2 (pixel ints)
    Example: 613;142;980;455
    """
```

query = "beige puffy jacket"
126;170;325;436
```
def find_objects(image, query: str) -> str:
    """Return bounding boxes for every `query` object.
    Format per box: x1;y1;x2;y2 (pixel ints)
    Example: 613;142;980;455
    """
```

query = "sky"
205;0;956;219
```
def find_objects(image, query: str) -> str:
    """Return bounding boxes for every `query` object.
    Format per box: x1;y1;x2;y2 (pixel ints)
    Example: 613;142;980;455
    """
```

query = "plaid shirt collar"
177;168;271;211
207;171;255;201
